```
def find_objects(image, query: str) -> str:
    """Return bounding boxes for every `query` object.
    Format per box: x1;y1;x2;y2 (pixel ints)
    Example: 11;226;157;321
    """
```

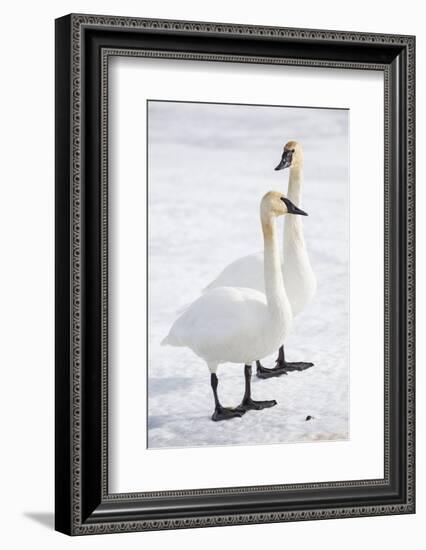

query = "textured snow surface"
147;101;349;449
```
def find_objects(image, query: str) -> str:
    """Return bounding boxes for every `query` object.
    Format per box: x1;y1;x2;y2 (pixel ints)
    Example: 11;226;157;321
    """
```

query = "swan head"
274;140;303;171
261;191;308;219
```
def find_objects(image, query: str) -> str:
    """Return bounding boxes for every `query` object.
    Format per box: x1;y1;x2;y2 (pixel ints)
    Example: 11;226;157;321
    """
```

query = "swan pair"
205;141;316;377
162;141;315;421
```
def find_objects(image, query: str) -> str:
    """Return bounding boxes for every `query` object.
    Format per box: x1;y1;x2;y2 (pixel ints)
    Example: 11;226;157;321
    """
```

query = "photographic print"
148;100;349;449
56;16;415;534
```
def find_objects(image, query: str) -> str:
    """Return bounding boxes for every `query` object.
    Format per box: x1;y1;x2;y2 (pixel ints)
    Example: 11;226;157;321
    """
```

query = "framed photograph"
55;14;415;535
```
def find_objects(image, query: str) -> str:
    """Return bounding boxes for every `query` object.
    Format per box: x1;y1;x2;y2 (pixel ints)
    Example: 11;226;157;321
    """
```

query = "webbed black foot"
256;361;288;379
240;397;277;410
276;360;314;372
211;405;246;422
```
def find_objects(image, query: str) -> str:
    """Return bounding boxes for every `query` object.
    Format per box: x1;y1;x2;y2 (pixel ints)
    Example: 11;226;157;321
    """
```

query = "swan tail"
175;301;191;315
161;330;182;347
202;279;219;293
160;335;170;346
161;333;173;346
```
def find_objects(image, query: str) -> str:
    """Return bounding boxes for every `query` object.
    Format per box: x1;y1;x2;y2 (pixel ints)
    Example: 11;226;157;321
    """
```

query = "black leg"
210;373;246;422
256;346;314;379
256;359;268;371
240;365;277;410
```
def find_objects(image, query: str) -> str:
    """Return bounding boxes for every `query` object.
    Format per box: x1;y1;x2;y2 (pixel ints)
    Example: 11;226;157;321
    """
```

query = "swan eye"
291;149;295;153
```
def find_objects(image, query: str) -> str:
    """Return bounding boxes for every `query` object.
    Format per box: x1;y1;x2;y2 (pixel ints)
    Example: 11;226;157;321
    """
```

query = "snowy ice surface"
147;101;349;449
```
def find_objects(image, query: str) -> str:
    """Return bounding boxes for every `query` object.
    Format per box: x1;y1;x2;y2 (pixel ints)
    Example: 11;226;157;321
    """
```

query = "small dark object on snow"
305;415;314;421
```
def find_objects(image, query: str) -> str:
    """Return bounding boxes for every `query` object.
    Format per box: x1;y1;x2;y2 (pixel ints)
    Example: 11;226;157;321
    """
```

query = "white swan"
161;191;308;421
204;141;316;378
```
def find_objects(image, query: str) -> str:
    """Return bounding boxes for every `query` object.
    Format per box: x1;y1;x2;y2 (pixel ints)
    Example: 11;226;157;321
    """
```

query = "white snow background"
147;101;349;449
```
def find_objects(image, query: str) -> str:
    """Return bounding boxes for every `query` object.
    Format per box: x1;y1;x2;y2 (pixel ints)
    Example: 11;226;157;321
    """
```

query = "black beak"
281;197;308;216
275;150;293;171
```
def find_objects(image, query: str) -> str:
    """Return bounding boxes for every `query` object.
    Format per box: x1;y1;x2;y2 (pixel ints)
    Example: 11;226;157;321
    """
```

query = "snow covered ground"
147;101;349;449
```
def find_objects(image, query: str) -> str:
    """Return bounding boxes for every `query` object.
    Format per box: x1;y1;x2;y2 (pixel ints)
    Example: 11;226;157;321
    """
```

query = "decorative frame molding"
55;14;415;535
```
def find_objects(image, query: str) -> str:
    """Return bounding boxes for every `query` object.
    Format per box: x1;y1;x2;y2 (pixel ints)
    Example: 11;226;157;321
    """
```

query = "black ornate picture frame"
55;14;415;535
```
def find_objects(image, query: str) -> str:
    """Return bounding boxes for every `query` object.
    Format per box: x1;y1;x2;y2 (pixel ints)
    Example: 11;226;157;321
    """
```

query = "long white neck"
262;215;291;319
284;164;304;247
287;165;302;205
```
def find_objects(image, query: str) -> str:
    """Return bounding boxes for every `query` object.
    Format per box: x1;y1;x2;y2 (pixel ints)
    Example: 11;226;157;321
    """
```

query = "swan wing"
162;287;268;362
203;252;267;293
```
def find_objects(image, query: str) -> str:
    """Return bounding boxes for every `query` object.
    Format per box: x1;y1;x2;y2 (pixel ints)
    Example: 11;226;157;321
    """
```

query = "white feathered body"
162;286;291;366
203;237;316;317
203;251;266;294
